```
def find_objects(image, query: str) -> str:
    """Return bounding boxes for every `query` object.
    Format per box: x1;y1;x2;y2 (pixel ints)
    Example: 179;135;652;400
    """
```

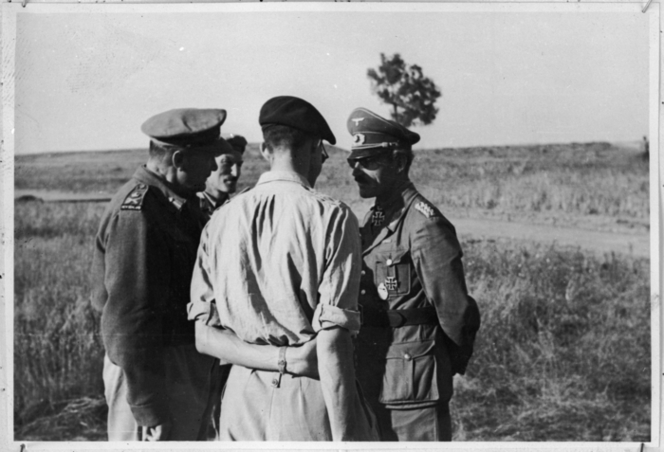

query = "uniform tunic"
197;191;229;221
188;170;377;441
92;166;218;441
355;181;480;441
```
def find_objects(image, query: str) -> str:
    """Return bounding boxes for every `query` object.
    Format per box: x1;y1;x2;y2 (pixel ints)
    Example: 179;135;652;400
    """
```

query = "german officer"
346;108;480;441
91;108;227;441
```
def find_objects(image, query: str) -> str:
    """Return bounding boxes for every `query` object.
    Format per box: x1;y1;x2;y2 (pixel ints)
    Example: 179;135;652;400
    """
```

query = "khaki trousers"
103;344;218;441
218;365;378;441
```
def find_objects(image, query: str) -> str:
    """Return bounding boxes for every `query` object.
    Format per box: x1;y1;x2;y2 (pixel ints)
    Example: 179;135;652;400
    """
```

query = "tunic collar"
256;170;312;189
133;165;195;211
372;180;416;225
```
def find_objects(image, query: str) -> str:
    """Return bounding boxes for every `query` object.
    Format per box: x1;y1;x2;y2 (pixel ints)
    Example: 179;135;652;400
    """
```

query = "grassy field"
13;142;651;441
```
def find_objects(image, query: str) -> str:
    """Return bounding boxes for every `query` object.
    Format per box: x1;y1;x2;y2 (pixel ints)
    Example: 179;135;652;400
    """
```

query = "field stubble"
13;142;651;441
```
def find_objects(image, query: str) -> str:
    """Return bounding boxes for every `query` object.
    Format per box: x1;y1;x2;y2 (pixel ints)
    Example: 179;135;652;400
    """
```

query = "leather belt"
360;306;438;328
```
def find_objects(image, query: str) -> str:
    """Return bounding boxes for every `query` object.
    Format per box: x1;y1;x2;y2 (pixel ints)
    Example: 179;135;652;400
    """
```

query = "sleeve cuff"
187;299;221;327
312;303;361;335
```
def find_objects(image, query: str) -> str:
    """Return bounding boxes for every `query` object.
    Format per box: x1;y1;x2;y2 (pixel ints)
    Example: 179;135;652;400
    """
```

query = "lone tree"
367;53;442;128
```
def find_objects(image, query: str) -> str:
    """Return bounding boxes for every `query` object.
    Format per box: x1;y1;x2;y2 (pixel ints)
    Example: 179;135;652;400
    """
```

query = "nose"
231;164;239;177
210;157;218;172
350;161;362;177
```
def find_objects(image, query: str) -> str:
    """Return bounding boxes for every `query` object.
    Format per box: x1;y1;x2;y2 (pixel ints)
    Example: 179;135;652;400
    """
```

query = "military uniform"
347;108;480;441
91;109;226;441
197;191;229;220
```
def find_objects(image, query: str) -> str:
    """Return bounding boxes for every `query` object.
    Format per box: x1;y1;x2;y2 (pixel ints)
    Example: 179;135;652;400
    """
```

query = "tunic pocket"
378;340;439;405
374;248;411;299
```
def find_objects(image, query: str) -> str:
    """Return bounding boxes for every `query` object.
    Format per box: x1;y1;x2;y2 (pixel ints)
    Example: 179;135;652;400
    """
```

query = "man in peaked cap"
346;108;480;441
92;108;290;441
189;96;378;441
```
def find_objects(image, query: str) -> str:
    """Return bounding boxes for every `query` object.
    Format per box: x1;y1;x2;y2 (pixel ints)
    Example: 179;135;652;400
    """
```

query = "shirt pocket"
374;248;411;299
378;340;440;405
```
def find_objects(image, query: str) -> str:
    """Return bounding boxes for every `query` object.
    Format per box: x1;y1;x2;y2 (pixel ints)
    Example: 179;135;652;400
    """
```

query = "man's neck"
204;188;230;206
375;178;411;206
144;161;194;199
270;153;311;184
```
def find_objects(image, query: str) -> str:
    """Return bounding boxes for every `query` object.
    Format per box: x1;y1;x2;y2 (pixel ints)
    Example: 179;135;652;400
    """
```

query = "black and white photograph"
1;2;661;447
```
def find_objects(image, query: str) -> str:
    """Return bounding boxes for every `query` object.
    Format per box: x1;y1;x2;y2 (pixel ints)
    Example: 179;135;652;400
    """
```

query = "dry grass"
13;141;651;441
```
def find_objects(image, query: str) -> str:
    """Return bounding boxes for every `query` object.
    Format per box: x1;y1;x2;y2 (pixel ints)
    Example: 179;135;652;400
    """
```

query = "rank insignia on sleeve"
121;184;148;211
414;201;436;218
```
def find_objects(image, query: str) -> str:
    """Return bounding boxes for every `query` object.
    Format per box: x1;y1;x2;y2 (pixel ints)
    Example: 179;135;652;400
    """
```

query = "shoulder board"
121;183;149;211
414;201;437;219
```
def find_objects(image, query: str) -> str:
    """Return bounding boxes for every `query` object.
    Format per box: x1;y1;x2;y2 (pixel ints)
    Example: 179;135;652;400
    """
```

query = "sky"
11;4;652;154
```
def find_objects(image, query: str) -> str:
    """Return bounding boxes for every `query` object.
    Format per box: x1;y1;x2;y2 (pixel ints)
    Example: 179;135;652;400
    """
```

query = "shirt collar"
256;170;312;189
201;190;229;209
133;165;194;211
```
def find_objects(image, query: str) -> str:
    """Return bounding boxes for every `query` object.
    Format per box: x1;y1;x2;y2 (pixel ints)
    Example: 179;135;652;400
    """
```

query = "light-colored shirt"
188;170;362;346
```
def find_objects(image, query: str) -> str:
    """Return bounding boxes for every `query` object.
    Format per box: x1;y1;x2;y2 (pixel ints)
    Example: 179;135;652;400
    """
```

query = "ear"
172;149;186;169
259;143;272;163
394;152;408;173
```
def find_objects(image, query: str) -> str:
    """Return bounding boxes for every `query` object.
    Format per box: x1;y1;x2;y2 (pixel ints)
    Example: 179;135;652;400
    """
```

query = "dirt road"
451;216;650;258
14;189;651;258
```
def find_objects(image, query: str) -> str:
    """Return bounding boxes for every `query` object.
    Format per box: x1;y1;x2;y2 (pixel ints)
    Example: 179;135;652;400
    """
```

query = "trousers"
102;344;218;441
373;402;451;441
218;365;378;441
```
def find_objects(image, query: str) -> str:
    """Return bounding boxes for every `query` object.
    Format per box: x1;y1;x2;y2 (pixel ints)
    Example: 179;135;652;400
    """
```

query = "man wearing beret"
92;109;291;441
189;96;378;441
346;108;481;441
197;137;244;220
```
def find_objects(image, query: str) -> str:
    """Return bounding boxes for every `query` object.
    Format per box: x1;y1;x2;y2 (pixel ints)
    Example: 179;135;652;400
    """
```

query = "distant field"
15;141;649;226
12;142;651;441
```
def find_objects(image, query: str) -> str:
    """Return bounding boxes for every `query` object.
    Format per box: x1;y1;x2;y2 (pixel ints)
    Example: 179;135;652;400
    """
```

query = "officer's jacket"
355;181;480;410
91;165;214;427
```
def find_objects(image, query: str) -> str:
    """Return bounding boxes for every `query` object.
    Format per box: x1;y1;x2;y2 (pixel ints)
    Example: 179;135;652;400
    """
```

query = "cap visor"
348;147;386;160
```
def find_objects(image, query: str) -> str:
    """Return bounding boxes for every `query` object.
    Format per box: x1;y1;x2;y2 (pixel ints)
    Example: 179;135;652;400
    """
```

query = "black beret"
141;108;227;150
346;107;420;159
225;134;248;153
259;96;336;145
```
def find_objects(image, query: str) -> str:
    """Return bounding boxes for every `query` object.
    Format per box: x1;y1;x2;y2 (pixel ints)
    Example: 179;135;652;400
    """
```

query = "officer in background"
346;108;481;441
226;134;248;154
197;137;240;219
91;108;227;441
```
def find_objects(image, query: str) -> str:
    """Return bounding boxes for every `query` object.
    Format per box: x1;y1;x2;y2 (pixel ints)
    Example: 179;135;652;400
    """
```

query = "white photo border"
0;2;661;451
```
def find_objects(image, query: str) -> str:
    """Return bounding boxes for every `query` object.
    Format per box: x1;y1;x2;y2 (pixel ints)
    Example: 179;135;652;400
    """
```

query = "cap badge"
353;133;365;145
352;117;365;126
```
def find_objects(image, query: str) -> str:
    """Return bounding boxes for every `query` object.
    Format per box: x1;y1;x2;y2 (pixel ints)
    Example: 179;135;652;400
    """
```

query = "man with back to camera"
92;108;308;441
346;107;481;441
188;96;378;441
198;134;247;219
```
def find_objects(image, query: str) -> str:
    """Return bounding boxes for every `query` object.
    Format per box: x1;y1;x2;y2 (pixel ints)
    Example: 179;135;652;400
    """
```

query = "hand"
141;419;172;441
286;339;319;378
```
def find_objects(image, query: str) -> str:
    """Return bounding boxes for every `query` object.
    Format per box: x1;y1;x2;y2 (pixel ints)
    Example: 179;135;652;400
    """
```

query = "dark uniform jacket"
355;181;480;410
91;166;215;426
